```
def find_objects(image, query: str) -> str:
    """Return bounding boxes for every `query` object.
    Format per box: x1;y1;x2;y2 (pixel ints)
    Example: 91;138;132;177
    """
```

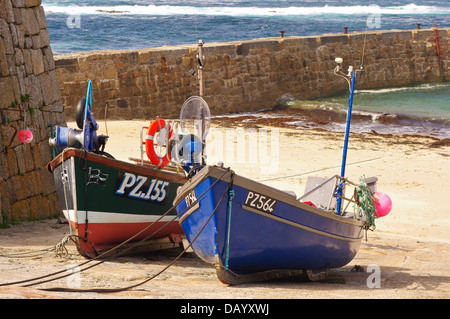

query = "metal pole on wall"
198;40;204;98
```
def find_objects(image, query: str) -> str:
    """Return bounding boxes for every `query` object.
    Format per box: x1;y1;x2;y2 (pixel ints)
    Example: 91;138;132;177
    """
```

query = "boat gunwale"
47;147;187;183
174;165;364;227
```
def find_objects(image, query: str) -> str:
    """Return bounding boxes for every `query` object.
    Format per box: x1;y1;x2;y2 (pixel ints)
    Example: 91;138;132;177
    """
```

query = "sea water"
42;0;450;54
277;82;450;138
42;0;449;138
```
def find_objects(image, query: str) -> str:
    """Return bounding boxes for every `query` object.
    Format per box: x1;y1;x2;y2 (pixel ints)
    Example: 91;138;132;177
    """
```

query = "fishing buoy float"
18;129;33;144
373;192;392;218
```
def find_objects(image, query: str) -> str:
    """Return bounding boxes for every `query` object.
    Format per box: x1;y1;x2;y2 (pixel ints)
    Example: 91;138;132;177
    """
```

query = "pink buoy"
18;129;33;144
373;192;392;218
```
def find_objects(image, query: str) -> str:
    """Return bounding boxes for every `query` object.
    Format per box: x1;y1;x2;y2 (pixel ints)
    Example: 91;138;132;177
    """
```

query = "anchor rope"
42;173;233;293
0;166;231;292
0;234;78;259
258;156;386;182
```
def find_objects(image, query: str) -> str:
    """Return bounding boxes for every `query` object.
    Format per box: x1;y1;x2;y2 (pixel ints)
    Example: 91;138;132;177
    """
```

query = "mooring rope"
0;234;78;259
0;166;232;294
258;156;386;182
42;175;233;293
0;247;54;258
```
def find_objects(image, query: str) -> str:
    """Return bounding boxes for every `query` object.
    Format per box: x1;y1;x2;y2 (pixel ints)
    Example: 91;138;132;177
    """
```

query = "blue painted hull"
175;166;365;281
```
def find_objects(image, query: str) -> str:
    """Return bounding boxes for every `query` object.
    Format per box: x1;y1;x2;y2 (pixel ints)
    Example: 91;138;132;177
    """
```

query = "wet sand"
0;120;449;300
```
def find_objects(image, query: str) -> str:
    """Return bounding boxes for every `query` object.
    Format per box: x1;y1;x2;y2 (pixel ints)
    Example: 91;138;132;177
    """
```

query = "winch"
49;81;108;153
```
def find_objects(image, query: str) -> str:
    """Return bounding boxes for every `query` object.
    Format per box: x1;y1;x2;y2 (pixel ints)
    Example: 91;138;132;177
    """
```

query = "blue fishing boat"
173;58;389;284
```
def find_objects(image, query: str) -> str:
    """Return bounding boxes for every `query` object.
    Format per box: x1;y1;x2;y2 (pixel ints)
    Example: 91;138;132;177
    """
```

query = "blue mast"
336;70;356;215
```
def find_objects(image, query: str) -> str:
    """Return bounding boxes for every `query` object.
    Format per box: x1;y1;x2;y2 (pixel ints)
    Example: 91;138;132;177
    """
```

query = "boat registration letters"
115;172;170;203
244;191;277;214
185;190;197;208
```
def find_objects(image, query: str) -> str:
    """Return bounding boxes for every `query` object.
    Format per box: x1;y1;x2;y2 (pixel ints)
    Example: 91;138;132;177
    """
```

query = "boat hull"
174;166;365;283
47;148;186;258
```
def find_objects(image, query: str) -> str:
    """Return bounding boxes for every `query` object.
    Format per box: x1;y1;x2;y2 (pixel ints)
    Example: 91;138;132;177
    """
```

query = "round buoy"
373;192;392;218
18;129;33;144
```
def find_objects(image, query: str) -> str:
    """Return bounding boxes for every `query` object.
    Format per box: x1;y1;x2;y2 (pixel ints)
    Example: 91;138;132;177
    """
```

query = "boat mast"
334;58;360;215
339;70;356;180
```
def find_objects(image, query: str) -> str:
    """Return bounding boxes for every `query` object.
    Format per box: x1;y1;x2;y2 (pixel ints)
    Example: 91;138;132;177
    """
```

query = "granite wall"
0;0;65;223
55;28;449;121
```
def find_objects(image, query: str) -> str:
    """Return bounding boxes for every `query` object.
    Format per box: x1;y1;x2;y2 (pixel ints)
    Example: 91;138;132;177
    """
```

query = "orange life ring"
145;119;173;168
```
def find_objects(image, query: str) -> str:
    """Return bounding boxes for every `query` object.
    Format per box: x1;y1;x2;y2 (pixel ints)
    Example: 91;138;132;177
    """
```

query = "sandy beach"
0;118;449;301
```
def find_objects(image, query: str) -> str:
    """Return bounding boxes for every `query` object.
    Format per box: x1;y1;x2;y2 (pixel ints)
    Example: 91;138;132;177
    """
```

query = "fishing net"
355;175;377;231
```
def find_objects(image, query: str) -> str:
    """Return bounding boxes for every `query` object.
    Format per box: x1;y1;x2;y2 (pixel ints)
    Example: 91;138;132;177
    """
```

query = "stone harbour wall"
0;0;66;223
55;28;449;121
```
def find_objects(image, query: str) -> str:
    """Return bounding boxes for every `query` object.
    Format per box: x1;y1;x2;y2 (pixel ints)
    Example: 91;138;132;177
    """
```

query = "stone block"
22;7;40;35
12;0;26;8
11;199;30;222
0;153;7;182
10;74;22;104
13;8;22;24
38;70;60;106
15;23;25;48
38;139;53;166
27;195;43;219
14;48;24;65
54;56;79;73
102;66;117;79
24;74;43;108
236;40;279;56
9;23;19;47
42;46;55;71
0;181;12;215
24;35;33;49
319;35;348;46
11;174;27;201
39;28;50;47
0;77;15;107
6;54;17;76
0;0;15;23
0;40;9;76
25;169;41;197
22;48;33;75
0;19;14;55
33;6;47;29
30;48;44;74
31;34;41;49
29;141;42;170
25;0;41;8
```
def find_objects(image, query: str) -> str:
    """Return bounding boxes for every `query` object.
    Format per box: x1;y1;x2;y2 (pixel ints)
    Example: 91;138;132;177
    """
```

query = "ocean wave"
42;4;450;16
215;107;450;139
355;82;450;95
